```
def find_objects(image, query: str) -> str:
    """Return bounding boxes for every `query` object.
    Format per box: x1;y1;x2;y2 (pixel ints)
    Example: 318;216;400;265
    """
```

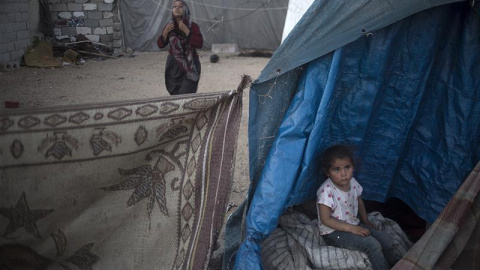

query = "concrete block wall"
50;0;122;51
0;0;30;66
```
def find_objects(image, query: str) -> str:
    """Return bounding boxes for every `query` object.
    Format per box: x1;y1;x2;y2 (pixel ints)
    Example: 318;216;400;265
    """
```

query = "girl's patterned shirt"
316;177;363;235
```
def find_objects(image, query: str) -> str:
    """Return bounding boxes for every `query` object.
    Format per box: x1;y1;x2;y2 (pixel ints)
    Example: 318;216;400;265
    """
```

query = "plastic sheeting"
227;1;480;269
118;0;288;51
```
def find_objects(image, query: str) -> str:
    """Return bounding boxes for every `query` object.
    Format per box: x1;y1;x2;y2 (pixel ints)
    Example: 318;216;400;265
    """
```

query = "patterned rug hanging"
0;77;249;269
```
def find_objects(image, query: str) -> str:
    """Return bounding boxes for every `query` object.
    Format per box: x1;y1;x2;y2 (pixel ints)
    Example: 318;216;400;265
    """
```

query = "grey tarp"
119;0;289;51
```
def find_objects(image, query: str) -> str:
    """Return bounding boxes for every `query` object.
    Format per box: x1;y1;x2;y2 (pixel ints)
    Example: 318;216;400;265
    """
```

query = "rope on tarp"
230;75;252;95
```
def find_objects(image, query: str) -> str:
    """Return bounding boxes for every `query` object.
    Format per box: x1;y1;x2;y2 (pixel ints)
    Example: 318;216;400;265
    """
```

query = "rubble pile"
52;34;115;62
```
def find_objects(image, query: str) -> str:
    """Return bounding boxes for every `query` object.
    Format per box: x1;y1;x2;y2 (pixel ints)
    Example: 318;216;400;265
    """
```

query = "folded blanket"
261;210;412;270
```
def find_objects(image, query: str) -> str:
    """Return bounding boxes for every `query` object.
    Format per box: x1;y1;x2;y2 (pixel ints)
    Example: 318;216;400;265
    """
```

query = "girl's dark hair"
320;144;354;174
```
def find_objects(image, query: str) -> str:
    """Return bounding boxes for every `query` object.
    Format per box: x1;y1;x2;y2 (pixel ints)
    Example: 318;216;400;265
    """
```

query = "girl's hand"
177;20;190;36
349;225;370;236
163;22;174;38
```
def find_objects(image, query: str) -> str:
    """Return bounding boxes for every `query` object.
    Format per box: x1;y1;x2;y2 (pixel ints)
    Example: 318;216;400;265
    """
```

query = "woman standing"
157;0;203;95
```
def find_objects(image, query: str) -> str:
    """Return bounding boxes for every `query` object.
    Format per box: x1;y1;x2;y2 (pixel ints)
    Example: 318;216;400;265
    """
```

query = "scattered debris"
0;62;20;72
22;34;119;69
24;40;62;68
238;49;273;58
210;54;219;63
63;49;80;63
53;34;114;61
4;101;19;109
77;51;117;59
64;40;111;48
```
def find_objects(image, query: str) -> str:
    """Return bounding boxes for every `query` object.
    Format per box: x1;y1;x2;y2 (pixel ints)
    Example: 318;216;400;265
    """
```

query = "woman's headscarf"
168;0;199;81
171;0;192;30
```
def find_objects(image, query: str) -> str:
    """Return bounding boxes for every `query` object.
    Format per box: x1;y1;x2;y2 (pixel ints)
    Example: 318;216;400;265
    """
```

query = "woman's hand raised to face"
163;22;175;39
177;20;190;36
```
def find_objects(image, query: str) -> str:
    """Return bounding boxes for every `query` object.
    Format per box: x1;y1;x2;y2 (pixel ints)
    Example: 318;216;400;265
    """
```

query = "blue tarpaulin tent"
224;0;480;269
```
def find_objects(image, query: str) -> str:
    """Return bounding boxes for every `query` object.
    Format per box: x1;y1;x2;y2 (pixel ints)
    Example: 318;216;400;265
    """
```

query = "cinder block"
16;30;29;40
15;12;23;22
8;42;15;51
56;35;69;40
106;26;113;34
103;11;113;18
53;27;62;36
99;18;113;27
113;48;123;55
8;22;16;32
67;3;83;11
76;26;91;35
99;34;112;43
21;11;28;21
58;12;72;19
0;43;8;54
13;22;27;31
73;11;85;18
87;11;102;19
211;43;238;54
1;62;14;71
112;23;121;32
51;12;59;21
113;39;121;48
75;0;89;3
3;61;20;71
6;32;16;42
7;13;16;22
112;32;121;40
19;21;27;31
10;61;20;70
19;3;28;12
22;38;30;48
0;14;7;24
84;19;99;28
4;3;15;13
0;52;10;64
83;3;97;10
0;24;8;34
14;39;29;50
13;3;22;12
11;48;25;60
51;3;67;12
93;27;106;35
113;15;120;24
85;34;99;42
61;26;76;35
97;3;113;11
104;0;114;3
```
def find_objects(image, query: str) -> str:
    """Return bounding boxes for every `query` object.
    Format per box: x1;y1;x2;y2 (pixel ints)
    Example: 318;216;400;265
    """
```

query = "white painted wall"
281;0;314;42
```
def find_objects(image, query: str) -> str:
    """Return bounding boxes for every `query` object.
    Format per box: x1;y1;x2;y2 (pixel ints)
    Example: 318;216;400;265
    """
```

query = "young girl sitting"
317;144;402;270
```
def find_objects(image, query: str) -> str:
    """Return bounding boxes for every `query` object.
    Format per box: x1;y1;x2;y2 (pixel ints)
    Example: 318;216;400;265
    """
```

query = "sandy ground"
0;50;270;269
